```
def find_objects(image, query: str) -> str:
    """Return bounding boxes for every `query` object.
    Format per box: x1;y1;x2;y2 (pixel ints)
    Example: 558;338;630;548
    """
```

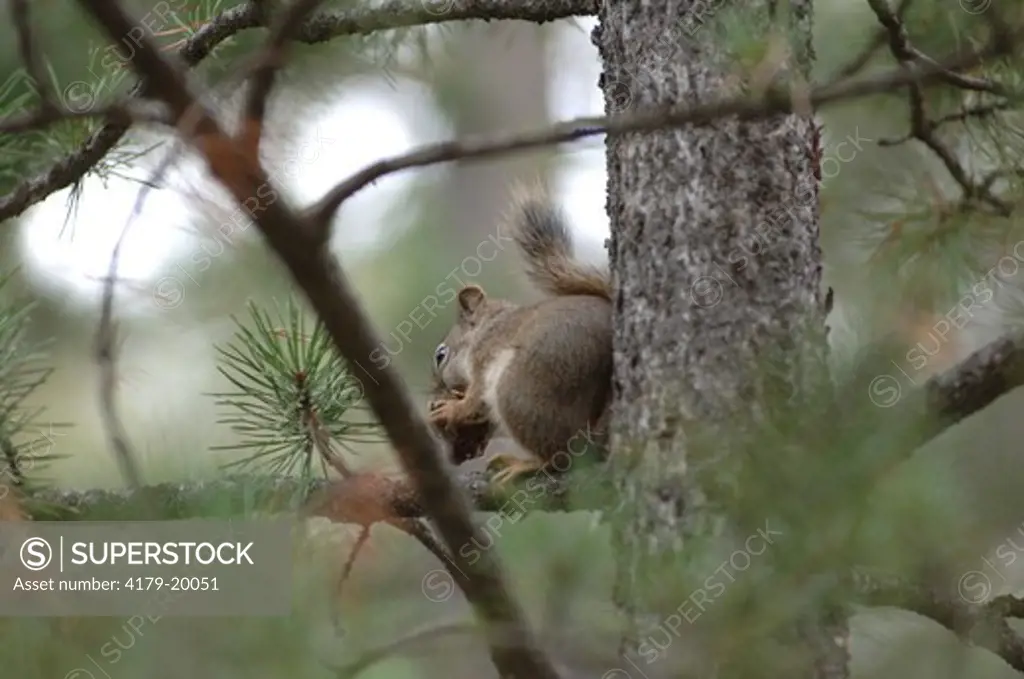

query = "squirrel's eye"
434;344;449;367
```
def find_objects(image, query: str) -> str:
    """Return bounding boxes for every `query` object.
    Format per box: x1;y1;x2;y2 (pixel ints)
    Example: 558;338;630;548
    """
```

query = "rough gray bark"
594;0;843;677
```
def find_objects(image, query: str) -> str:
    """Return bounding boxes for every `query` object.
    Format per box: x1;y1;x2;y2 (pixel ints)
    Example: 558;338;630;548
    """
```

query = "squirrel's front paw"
428;398;460;433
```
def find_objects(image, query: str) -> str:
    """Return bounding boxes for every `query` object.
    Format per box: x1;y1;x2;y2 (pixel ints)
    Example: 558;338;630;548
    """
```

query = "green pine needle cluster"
0;271;66;496
210;298;384;483
0;280;383;500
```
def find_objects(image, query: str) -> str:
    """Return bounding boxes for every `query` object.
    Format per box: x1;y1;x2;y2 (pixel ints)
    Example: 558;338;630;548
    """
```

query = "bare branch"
851;325;1024;479
96;220;146;491
307;30;1023;229
0;0;594;224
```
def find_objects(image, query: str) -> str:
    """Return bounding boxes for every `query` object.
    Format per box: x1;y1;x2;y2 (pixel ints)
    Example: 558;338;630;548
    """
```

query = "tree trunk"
595;1;845;676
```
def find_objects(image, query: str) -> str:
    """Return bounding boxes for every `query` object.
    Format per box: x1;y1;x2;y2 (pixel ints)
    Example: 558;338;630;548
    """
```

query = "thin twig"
878;102;1012;146
907;45;1011;97
95;104;213;491
96;187;166;491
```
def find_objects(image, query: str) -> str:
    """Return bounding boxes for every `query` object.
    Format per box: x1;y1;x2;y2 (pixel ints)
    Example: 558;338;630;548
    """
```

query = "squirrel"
428;190;613;485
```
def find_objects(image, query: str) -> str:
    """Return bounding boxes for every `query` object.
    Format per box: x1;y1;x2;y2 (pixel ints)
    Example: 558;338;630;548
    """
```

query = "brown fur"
506;189;611;301
429;192;613;467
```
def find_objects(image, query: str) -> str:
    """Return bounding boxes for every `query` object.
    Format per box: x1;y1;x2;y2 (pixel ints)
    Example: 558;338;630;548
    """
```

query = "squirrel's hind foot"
487;454;545;486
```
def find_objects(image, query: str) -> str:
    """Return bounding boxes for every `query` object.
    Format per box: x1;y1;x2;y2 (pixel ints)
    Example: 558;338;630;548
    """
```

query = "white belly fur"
481;348;515;435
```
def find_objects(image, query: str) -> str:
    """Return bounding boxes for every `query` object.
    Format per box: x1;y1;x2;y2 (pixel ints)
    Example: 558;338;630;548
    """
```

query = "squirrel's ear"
457;285;486;316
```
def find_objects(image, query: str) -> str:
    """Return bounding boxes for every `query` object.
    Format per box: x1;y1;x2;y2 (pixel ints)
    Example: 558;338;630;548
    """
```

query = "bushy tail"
507;191;611;300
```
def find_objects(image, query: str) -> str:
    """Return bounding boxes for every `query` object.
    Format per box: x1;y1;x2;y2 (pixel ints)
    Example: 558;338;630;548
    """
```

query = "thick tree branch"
857;326;1024;473
915;329;1024;449
0;0;595;224
844;328;1024;492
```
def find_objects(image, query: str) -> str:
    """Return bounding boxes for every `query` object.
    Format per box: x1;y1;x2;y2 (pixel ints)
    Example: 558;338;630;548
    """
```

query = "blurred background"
4;1;1024;677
